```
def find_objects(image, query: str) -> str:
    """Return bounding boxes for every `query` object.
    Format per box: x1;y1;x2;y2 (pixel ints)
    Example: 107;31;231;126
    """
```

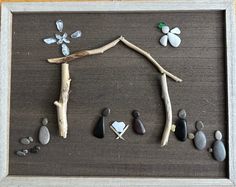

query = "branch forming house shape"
47;36;182;147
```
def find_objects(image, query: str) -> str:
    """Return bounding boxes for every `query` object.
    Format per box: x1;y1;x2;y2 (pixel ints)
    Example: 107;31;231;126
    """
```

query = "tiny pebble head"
132;110;140;118
177;109;186;119
162;26;170;34
215;130;222;140
42;118;48;126
102;108;111;117
195;121;204;131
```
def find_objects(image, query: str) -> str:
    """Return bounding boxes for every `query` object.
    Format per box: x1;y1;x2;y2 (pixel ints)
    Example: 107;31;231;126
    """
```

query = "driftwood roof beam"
48;36;182;82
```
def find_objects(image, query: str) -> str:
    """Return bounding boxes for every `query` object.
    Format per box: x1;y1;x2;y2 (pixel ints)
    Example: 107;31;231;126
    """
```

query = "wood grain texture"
9;11;227;178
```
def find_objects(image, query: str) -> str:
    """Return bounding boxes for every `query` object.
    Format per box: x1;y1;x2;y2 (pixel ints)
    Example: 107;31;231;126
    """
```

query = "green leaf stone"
158;22;166;29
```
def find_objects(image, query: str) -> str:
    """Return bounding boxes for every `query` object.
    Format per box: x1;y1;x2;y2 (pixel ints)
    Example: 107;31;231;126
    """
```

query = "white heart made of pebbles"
112;121;126;133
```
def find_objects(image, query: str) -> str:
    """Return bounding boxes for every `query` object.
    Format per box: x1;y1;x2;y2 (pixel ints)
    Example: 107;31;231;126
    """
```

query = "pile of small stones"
15;118;50;157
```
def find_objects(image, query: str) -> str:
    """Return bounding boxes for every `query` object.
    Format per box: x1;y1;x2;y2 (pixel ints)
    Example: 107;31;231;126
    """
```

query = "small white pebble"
215;130;222;140
188;133;195;140
161;26;170;34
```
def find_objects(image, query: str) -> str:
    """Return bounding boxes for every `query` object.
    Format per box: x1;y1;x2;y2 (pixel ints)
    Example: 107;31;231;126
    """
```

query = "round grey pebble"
39;125;50;145
20;137;31;145
215;130;222;140
28;136;33;142
16;150;26;157
194;131;207;150
195;121;204;131
42;118;48;126
187;133;195;140
177;109;186;119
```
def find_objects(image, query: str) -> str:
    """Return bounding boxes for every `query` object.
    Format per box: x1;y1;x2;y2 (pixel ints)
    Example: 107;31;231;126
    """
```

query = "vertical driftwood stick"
160;73;172;147
54;63;71;138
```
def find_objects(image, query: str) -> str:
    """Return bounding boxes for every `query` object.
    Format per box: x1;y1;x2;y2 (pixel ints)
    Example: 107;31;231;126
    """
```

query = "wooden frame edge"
0;1;235;186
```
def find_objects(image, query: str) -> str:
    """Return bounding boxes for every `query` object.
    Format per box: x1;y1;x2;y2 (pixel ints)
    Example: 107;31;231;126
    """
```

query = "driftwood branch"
54;63;71;138
48;36;182;82
160;74;172;147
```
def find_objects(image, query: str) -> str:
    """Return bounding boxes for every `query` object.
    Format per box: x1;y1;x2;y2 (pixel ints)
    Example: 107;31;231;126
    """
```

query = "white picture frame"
0;1;236;186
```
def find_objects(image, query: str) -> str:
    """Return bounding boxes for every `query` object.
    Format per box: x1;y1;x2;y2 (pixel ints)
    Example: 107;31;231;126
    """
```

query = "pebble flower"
43;20;82;56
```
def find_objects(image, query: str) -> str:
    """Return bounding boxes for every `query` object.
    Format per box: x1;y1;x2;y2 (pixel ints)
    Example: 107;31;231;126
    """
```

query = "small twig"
47;36;182;82
110;126;125;140
115;125;129;140
160;74;172;147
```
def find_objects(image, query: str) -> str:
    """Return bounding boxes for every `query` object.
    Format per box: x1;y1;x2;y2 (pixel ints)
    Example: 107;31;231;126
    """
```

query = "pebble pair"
93;108;146;139
175;109;207;150
208;130;226;162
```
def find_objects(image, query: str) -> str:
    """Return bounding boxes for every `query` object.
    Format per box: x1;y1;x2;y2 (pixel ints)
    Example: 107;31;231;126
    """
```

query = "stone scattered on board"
16;150;26;157
187;133;195;140
30;145;41;153
20;137;31;145
132;110;146;135
28;136;34;142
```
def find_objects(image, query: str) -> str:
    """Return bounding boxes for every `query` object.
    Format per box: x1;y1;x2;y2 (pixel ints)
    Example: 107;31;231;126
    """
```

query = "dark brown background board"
9;11;227;177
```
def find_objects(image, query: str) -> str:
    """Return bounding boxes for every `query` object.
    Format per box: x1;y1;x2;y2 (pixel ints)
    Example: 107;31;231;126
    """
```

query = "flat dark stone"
30;145;41;153
175;119;187;141
93;116;105;138
133;118;146;135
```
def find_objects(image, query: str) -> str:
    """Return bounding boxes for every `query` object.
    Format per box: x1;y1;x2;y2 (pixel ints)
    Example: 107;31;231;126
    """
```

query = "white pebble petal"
160;35;168;47
43;38;57;44
56;20;63;32
167;33;181;47
71;30;82;38
170;27;181;34
61;44;70;56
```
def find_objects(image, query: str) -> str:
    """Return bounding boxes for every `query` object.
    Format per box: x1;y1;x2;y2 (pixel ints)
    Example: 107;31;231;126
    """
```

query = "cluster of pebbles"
15;118;50;157
174;109;226;162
